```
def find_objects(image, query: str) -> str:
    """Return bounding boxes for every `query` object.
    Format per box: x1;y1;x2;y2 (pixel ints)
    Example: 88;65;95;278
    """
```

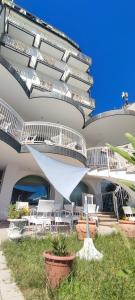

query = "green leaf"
119;179;135;192
125;133;135;151
106;143;135;165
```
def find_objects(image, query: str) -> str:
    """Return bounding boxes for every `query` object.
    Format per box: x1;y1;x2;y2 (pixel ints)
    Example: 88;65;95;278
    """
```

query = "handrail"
87;146;129;170
13;63;93;108
0;98;86;157
21;122;87;156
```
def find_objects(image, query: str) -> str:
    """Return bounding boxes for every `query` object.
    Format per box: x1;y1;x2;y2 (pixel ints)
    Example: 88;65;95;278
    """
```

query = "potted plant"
43;235;75;289
7;204;29;240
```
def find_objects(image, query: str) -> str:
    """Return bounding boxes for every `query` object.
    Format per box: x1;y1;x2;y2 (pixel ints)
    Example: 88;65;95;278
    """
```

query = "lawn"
1;233;135;300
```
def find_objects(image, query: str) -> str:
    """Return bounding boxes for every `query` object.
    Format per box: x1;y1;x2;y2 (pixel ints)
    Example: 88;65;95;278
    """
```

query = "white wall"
0;164;42;219
0;163;65;219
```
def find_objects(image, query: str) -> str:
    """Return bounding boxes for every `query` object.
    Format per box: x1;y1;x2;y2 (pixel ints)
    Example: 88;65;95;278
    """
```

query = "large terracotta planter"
43;252;75;289
118;220;135;238
76;220;97;240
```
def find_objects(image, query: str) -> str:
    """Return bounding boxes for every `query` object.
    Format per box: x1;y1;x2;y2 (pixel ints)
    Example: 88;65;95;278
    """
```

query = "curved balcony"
1;35;93;92
21;122;86;156
7;14;91;69
0;98;87;161
87;146;130;170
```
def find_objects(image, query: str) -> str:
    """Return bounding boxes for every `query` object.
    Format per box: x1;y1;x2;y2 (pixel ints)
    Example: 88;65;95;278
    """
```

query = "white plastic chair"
64;204;83;221
23;200;55;233
64;204;73;212
55;210;72;231
123;206;135;221
37;200;55;216
73;205;83;221
84;204;96;214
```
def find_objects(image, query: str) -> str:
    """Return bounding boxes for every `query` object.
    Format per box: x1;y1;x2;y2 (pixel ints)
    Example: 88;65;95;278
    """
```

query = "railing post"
106;147;110;177
85;195;90;238
59;127;62;145
113;193;119;221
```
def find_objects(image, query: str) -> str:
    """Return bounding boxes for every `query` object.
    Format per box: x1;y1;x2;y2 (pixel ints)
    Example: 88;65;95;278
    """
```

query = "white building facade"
0;0;135;219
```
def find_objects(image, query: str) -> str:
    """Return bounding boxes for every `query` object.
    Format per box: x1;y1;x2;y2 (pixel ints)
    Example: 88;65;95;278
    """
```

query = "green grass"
1;233;135;300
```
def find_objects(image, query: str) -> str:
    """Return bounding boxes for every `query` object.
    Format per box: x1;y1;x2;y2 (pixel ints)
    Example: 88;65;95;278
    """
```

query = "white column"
85;178;103;210
0;165;18;219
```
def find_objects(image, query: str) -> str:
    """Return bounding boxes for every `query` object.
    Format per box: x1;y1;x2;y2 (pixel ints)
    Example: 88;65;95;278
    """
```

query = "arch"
11;174;50;205
100;178;129;212
70;181;89;205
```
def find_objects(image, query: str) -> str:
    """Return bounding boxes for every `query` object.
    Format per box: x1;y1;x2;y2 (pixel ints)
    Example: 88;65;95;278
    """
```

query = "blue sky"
16;0;135;114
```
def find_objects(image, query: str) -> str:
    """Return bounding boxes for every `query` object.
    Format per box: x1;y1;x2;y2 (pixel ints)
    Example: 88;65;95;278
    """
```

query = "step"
98;215;116;219
99;219;117;223
98;211;115;215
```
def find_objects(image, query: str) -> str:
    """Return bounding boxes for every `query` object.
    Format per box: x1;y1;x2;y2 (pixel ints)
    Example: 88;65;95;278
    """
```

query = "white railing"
87;146;129;170
21;122;87;157
0;98;23;140
0;99;86;157
13;64;93;108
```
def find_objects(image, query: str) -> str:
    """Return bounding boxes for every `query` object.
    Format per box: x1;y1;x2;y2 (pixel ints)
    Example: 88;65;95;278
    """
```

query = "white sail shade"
27;146;89;201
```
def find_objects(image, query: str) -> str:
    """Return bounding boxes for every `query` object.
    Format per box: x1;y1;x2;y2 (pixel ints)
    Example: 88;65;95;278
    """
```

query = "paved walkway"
0;227;25;300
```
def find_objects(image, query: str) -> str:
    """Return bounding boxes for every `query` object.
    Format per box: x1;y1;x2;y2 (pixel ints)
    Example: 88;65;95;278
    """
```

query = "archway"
101;179;129;212
11;175;50;205
70;181;89;206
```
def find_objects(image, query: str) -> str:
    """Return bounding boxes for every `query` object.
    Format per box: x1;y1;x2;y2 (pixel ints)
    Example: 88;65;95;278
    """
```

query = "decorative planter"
43;251;75;289
118;220;135;238
76;219;97;240
7;219;27;240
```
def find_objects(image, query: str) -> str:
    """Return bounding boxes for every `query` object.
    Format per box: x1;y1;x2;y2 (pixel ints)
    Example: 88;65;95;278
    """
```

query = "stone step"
98;215;116;219
98;212;117;227
98;215;116;220
99;220;117;224
98;211;115;215
99;222;117;226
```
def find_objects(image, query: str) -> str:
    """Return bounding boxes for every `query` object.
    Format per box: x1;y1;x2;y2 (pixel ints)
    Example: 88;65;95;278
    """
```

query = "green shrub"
50;235;68;256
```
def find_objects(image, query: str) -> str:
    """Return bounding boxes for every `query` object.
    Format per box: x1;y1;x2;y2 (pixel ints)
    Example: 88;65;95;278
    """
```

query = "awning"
27;146;89;201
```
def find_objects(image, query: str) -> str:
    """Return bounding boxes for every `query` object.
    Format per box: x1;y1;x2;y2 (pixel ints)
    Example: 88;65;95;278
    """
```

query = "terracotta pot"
76;220;97;240
43;252;75;289
118;220;135;238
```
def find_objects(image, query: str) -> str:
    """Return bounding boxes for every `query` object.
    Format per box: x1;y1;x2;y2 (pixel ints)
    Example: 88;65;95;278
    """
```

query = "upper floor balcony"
0;1;92;72
1;34;93;92
0;98;87;164
87;146;134;172
0;2;95;129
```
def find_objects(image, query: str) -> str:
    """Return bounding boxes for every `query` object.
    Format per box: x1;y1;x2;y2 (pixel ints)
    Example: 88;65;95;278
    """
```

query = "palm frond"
119;179;135;192
125;133;135;151
106;143;135;165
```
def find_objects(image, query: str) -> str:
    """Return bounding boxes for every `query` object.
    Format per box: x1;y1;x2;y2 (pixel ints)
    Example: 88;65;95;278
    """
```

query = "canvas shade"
27;146;89;201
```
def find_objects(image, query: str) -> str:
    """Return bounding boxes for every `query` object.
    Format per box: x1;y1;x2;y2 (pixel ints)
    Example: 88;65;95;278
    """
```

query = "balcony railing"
21;122;87;156
0;99;86;157
2;34;32;56
7;16;91;68
12;64;94;108
87;147;129;170
0;98;23;139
